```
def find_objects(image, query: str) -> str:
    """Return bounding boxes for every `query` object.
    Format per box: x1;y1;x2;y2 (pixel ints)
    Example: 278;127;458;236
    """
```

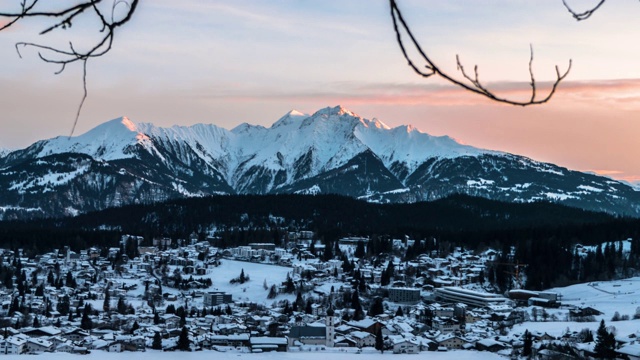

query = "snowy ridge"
2;105;640;218
36;117;147;161
28;105;491;193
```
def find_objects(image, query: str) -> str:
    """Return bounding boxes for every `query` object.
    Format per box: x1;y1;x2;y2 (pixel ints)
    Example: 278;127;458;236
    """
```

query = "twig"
0;0;138;135
390;0;572;106
562;0;606;21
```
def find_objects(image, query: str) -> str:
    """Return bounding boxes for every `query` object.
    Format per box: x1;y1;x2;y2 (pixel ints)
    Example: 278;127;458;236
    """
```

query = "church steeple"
326;305;335;347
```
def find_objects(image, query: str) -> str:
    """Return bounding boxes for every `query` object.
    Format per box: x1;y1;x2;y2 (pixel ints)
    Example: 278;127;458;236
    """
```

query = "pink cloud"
199;78;640;110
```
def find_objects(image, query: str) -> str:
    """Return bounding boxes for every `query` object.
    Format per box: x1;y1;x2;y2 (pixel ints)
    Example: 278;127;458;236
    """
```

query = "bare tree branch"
0;0;138;135
390;0;572;106
562;0;607;21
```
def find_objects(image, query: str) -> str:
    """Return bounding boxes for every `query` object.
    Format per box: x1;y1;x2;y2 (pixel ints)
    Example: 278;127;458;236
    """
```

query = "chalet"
0;335;27;354
22;326;62;338
569;306;602;318
349;330;375;348
25;337;54;353
392;338;420;354
346;319;384;335
333;336;356;347
476;338;507;352
436;334;468;350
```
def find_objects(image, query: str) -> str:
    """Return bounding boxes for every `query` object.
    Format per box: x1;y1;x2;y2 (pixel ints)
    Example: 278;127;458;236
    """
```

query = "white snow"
505;277;640;341
0;349;505;360
577;185;604;193
543;192;575;201
295;185;322;195
26;105;498;193
467;179;495;187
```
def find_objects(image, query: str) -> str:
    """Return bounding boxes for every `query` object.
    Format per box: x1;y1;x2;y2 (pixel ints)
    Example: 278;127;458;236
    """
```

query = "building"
203;292;232;307
288;309;336;348
248;243;276;251
434;287;508;308
388;287;421;304
0;336;27;354
250;337;287;352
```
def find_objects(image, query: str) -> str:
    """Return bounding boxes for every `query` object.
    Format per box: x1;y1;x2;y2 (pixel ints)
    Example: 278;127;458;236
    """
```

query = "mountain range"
0;105;639;220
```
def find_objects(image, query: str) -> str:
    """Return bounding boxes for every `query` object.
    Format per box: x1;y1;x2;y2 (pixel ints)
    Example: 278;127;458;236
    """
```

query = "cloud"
184;78;640;109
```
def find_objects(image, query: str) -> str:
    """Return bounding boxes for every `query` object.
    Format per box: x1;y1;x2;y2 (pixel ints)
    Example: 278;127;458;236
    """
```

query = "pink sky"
0;1;639;183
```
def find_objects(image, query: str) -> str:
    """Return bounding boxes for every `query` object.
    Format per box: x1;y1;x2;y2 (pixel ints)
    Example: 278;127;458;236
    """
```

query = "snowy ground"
86;259;299;312
0;349;506;360
507;277;640;338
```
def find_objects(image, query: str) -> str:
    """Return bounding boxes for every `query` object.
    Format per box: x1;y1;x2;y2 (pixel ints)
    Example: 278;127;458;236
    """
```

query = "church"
287;306;336;348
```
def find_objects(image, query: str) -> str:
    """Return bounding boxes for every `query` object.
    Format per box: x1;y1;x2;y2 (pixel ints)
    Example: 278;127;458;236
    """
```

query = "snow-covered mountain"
1;105;639;219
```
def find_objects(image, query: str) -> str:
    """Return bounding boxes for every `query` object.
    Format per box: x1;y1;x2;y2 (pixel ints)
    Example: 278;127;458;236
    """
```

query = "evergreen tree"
369;297;384;317
103;289;111;313
153;311;160;325
177;326;190;351
267;285;277;299
152;332;162;350
305;299;313;315
239;269;246;284
523;329;533;357
285;273;295;293
594;319;615;359
395;306;404;317
117;297;127;314
351;290;364;320
131;320;140;334
354;240;365;259
375;327;384;353
81;304;93;330
57;294;70;315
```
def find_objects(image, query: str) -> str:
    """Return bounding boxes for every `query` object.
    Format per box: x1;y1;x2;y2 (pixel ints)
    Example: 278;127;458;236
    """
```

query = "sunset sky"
0;0;639;183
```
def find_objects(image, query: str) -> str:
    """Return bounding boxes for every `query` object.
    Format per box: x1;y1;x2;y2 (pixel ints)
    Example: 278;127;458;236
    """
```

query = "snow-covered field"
508;278;640;338
0;349;506;360
88;259;298;312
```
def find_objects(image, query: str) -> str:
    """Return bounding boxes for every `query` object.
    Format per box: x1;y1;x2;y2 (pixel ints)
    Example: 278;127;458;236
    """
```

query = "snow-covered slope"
1;105;639;219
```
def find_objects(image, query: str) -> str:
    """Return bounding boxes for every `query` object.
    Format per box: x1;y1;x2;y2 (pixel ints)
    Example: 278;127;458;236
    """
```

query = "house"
392;339;420;354
334;336;358;347
0;335;27;354
436;334;468;350
62;328;90;342
22;326;62;338
346;318;384;335
25;337;54;353
476;338;507;352
249;337;287;352
108;342;123;352
349;331;375;348
288;325;326;347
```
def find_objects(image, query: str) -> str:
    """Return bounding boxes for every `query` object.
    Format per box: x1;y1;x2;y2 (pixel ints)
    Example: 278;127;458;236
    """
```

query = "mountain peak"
271;109;309;128
121;116;138;132
313;105;356;118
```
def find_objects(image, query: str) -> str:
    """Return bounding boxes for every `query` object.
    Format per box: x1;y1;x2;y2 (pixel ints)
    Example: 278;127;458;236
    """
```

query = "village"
0;231;638;359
